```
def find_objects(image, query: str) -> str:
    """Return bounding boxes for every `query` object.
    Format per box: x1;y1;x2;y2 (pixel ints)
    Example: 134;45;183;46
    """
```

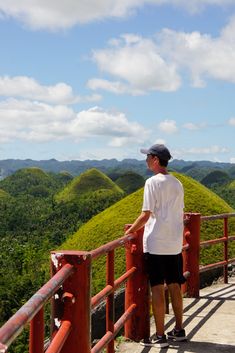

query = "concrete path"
117;277;235;353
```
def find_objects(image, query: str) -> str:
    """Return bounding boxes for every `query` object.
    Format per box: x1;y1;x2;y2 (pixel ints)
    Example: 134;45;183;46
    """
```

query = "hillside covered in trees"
1;157;235;180
0;166;144;344
0;164;234;352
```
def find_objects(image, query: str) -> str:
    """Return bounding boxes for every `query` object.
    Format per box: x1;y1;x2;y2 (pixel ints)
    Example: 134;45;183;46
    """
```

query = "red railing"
200;213;235;282
0;212;235;353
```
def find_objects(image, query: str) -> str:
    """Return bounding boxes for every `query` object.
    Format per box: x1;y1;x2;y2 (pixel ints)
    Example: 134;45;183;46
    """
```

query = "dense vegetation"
0;164;234;353
0;167;126;353
1;158;235;180
109;170;145;195
200;170;235;209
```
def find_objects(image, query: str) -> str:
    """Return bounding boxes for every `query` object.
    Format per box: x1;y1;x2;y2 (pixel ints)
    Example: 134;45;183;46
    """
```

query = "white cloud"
90;35;181;94
228;117;235;126
154;138;166;145
0;1;234;30
158;119;178;134
0;98;75;143
88;15;235;94
172;144;230;160
87;78;136;95
70;107;150;145
183;122;207;130
156;0;235;14
183;145;229;155
230;157;235;163
0;76;101;104
157;17;235;86
0;99;149;146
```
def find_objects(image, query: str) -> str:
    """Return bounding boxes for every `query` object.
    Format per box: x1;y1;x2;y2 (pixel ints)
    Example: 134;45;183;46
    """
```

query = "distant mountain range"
0;158;234;180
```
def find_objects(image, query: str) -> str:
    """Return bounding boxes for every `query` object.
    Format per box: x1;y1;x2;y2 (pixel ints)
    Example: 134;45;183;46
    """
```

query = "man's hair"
157;157;168;167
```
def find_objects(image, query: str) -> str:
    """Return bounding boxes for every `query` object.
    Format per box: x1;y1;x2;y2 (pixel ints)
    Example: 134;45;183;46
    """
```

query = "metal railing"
200;213;235;281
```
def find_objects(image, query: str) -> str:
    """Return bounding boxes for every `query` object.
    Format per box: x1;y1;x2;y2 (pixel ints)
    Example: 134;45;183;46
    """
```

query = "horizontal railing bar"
91;285;113;309
45;320;72;353
90;233;137;259
114;303;137;333
200;237;227;247
200;261;227;272
200;235;235;248
0;263;74;349
91;331;113;353
201;213;235;221
114;267;136;289
91;267;137;309
91;303;137;353
199;257;235;273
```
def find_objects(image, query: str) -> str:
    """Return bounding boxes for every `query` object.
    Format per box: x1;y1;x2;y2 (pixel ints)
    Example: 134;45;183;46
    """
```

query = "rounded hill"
216;179;235;209
0;167;60;197
0;188;11;201
115;171;145;194
201;170;231;187
61;172;235;293
55;168;124;204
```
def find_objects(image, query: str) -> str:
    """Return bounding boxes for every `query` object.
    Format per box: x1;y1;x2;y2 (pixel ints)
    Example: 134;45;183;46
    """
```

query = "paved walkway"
117;277;235;353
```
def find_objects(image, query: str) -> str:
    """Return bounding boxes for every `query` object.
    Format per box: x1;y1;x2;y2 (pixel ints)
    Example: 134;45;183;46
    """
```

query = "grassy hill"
0;167;63;197
55;168;123;203
114;171;145;195
0;188;11;200
61;173;235;294
201;170;231;187
212;179;235;209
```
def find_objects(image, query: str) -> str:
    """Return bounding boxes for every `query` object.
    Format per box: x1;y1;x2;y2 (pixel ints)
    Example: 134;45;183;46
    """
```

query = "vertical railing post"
29;308;44;353
182;223;189;296
106;250;114;353
223;217;228;284
124;227;150;341
51;251;91;353
184;213;201;298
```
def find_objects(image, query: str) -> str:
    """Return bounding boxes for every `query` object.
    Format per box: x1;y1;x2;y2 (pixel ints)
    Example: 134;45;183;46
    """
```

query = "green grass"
55;168;123;203
0;188;11;200
0;167;59;197
60;173;235;294
228;180;235;190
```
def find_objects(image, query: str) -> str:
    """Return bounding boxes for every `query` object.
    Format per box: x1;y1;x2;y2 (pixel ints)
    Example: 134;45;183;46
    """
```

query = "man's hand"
125;211;151;235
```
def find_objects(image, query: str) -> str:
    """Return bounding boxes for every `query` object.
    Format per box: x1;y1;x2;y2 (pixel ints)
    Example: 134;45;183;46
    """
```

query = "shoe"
140;334;169;348
167;328;187;341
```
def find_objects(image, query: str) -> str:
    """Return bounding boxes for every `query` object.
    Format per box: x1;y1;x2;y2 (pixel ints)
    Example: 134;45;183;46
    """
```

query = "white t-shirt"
142;173;184;255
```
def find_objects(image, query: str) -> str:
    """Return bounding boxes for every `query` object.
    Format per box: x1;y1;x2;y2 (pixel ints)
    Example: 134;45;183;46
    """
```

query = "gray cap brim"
140;148;149;154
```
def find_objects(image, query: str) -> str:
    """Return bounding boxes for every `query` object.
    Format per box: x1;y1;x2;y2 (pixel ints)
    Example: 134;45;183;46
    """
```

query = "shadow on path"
137;283;235;353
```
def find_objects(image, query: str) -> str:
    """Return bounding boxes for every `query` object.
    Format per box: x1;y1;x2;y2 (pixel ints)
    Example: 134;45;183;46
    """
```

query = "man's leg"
168;283;183;330
151;284;165;336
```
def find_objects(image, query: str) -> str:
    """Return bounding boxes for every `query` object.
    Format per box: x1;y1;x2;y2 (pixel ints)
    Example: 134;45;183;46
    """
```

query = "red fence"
0;212;235;353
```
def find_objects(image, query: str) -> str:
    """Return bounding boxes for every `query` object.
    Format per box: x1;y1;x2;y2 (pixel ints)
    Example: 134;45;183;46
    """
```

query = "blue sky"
1;1;235;163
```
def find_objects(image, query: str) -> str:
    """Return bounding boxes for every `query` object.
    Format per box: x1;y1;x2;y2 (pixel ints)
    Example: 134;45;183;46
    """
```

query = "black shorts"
144;252;186;287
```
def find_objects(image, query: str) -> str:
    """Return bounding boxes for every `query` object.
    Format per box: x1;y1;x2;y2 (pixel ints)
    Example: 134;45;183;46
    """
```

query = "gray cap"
140;144;172;161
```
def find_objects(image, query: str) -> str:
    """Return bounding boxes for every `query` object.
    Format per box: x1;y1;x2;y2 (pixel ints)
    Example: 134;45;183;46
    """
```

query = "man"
125;144;187;348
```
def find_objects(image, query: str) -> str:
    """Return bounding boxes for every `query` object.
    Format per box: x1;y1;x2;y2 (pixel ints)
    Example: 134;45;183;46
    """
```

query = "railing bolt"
131;244;137;253
0;343;7;353
62;292;75;304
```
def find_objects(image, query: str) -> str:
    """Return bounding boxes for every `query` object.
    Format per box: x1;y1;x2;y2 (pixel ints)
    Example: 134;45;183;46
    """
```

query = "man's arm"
125;210;151;235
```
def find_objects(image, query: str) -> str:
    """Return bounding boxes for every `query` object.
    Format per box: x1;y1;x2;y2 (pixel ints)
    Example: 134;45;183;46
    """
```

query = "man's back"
142;173;184;255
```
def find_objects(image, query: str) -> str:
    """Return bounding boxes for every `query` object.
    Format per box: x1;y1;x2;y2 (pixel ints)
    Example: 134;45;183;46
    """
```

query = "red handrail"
0;263;74;352
199;214;235;283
